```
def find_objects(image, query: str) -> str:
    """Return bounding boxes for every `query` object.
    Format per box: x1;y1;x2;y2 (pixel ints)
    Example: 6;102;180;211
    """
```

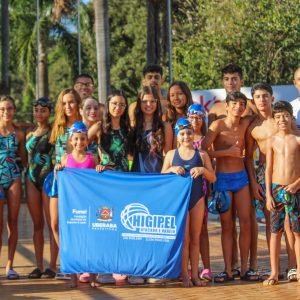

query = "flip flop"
6;269;20;280
199;268;212;282
262;278;278;286
287;268;297;282
42;268;56;279
240;269;260;281
231;268;240;279
28;268;42;279
214;271;234;283
79;272;90;283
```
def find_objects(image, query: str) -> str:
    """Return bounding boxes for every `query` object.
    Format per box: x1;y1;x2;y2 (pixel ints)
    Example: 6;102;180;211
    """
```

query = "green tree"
172;0;300;89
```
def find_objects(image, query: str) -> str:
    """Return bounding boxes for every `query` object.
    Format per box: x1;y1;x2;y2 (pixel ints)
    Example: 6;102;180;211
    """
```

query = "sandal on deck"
28;268;42;279
232;268;240;279
214;271;234;283
200;269;212;282
287;268;297;282
42;268;56;279
263;278;278;286
7;269;20;280
240;269;260;281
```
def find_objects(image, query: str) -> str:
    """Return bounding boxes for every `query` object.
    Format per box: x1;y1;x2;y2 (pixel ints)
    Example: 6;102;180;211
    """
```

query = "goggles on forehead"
33;98;52;110
187;109;205;117
69;121;88;137
174;118;194;136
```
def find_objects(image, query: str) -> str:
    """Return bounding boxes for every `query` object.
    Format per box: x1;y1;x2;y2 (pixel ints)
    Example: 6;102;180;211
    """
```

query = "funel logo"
120;203;176;235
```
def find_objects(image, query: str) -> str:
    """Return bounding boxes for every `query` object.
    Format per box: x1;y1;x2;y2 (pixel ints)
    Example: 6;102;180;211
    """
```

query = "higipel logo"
120;203;176;235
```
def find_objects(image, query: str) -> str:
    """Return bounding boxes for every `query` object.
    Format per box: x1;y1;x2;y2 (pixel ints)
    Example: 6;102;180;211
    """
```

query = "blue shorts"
214;170;249;193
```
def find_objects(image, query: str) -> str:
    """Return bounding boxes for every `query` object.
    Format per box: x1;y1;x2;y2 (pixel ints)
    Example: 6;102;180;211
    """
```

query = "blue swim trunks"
214;170;249;193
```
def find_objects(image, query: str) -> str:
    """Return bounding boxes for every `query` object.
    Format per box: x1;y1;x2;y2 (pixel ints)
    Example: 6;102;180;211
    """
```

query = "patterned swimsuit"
0;132;21;189
101;128;128;171
26;130;54;191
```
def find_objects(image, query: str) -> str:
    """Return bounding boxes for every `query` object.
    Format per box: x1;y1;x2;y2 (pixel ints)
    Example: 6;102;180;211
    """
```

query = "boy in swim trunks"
202;91;257;282
263;101;300;286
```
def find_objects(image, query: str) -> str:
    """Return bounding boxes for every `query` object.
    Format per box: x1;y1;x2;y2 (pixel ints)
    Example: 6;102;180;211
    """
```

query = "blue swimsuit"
172;149;204;210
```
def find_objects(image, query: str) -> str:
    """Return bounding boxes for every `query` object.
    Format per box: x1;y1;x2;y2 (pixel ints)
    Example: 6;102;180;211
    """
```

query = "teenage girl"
55;121;100;288
131;86;173;174
26;97;57;279
48;88;81;254
165;81;194;125
161;118;216;287
100;90;130;172
187;104;211;281
0;95;26;280
88;90;131;284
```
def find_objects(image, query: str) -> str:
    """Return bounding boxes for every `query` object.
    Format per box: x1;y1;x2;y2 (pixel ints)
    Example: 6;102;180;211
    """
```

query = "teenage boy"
246;84;298;280
208;64;257;126
208;64;257;278
263;101;300;286
290;67;300;129
202;91;257;282
73;73;95;101
128;64;167;126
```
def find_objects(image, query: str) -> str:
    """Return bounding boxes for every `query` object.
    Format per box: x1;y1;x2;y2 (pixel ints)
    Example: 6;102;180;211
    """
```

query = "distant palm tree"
1;0;10;93
10;0;77;98
94;0;110;103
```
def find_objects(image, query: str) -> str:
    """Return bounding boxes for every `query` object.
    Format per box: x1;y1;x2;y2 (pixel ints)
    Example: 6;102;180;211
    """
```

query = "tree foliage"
172;0;300;89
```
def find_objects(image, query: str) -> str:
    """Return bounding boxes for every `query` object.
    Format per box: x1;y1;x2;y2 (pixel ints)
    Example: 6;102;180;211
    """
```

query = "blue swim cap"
208;191;230;214
70;121;88;137
187;103;206;117
174;118;193;136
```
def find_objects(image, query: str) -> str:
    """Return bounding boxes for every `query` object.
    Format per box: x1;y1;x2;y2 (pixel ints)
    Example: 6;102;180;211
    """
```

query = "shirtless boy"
245;83;274;272
246;84;297;280
263;101;300;286
202;91;256;282
128;64;167;126
208;64;257;126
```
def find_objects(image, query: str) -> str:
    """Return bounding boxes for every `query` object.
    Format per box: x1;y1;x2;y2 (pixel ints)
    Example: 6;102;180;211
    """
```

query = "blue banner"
57;169;192;278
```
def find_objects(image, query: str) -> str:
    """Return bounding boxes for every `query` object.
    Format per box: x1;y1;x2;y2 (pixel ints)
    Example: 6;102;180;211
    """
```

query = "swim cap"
174;118;193;136
70;121;88;137
33;97;53;111
208;191;230;214
187;103;206;117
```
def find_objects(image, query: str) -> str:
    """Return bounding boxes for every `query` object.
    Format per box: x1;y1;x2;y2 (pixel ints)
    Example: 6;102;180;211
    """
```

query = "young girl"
165;81;194;126
55;121;100;288
187;104;211;281
80;96;102;156
48;88;81;265
26;97;57;279
131;86;173;174
0;95;26;280
161;118;216;287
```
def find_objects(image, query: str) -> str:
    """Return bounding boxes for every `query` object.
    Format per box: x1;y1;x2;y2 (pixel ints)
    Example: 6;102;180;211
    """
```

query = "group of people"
0;63;299;289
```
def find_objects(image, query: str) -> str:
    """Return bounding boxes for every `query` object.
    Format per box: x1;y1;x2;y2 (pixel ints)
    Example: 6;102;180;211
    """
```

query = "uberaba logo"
120;203;176;235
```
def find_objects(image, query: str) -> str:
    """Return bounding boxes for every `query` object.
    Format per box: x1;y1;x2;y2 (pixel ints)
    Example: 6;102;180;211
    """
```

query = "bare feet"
182;276;193;288
191;277;206;287
69;274;78;288
262;277;278;286
89;274;100;288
